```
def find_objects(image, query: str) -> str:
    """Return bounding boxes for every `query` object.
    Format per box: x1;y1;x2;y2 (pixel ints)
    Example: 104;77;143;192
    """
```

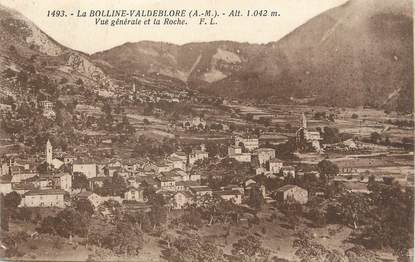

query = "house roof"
73;160;96;165
282;166;295;171
175;191;193;198
161;171;180;178
10;166;27;173
158;176;175;182
25;189;66;196
176;181;199;187
154;161;170;167
89;176;110;182
77;191;95;198
53;172;71;178
13;182;36;190
223;184;242;189
167;156;184;162
255;148;275;153
189;186;212;192
191;150;208;155
214;190;242;196
107;166;123;170
21;175;40;183
275;185;305;192
127;186;144;192
172;152;187;157
171;169;187;175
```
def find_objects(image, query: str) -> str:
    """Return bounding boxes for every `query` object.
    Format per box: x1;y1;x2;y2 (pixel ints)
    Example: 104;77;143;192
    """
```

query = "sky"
0;0;348;54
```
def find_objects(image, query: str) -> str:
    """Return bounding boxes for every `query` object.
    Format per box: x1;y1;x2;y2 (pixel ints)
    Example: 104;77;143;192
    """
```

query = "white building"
189;150;208;166
296;113;322;152
46;140;52;165
232;153;251;163
173;191;194;209
77;191;103;208
73;162;97;179
21;189;66;208
281;166;296;177
235;136;259;151
182;117;206;129
167;156;186;171
269;159;284;174
0;180;12;194
124;187;145;202
273;185;308;204
228;145;242;156
215;190;242;205
52;173;72;192
255;148;276;166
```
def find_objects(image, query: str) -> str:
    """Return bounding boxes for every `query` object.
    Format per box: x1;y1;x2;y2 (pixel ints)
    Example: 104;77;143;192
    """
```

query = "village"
0;85;413;261
0;0;413;259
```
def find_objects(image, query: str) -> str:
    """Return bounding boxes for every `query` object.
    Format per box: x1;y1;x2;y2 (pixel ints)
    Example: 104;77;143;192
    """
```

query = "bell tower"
302;113;307;129
46;139;52;165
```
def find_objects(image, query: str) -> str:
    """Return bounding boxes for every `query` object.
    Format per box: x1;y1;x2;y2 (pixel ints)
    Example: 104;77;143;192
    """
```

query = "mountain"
0;0;412;111
93;0;413;111
261;0;414;110
0;4;115;100
92;41;263;90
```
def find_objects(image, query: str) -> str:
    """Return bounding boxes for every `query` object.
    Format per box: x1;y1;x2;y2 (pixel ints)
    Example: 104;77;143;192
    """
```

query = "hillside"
263;0;413;110
93;0;413;111
0;4;115;101
0;0;412;112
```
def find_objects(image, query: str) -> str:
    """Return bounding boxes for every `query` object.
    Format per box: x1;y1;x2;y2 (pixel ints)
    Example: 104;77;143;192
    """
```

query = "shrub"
53;238;64;249
29;243;38;250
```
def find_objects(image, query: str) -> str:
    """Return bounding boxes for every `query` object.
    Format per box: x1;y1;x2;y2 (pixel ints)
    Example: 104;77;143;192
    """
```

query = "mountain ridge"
0;0;412;112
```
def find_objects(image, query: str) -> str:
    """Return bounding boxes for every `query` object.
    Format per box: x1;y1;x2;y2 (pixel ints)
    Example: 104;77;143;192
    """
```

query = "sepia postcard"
0;0;413;261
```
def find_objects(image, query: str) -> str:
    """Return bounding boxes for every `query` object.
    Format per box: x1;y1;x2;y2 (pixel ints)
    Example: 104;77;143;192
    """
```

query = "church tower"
46;139;52;165
302;113;307;129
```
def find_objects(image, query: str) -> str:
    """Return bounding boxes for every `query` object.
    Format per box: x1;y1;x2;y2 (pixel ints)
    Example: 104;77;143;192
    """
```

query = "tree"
73;198;94;216
101;102;112;116
293;231;347;262
351;113;359;119
181;208;203;228
111;173;127;197
362;184;413;256
37;209;89;238
102;221;144;256
231;235;270;260
4;192;21;209
149;206;167;229
337;193;370;229
161;231;175;249
317;160;339;177
15;207;32;222
309;207;326;228
322;127;340;144
56;208;89;238
345;246;380;262
0;194;9;231
280;201;303;230
132;211;152;233
370;132;381;144
383;176;394;185
143;118;150;125
248;187;264;210
37;216;56;235
166;236;226;262
75;78;84;86
72;172;89;190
